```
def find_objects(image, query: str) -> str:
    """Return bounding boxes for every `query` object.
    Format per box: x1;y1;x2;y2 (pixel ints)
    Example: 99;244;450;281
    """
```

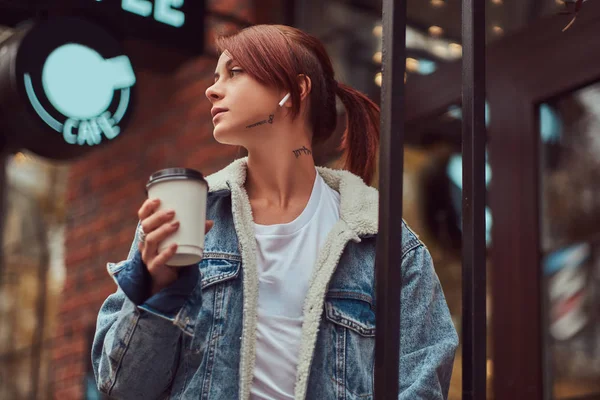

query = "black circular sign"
0;16;137;160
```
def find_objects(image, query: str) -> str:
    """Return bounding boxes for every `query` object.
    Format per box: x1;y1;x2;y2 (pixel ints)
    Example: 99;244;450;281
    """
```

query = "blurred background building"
1;0;600;399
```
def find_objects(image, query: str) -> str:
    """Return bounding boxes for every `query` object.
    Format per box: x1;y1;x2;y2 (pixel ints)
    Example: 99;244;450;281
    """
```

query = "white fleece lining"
205;157;379;400
293;222;360;399
228;184;260;400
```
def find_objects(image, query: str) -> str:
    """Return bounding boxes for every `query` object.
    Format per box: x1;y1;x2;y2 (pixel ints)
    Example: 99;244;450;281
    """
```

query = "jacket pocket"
174;254;241;336
199;253;242;289
325;292;376;337
324;292;376;399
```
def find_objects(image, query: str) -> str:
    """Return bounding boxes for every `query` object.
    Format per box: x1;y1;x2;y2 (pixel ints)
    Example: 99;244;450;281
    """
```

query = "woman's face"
205;51;285;146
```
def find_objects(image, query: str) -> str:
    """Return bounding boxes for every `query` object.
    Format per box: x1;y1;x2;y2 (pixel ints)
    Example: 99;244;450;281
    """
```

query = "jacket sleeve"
398;243;459;399
92;223;200;399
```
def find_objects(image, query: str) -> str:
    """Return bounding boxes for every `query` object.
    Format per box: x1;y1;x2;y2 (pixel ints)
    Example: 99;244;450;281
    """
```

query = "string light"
487;359;493;379
492;25;504;35
431;0;445;7
375;72;382;87
372;51;382;64
372;24;382;37
449;43;463;57
432;42;448;58
406;58;420;73
14;152;28;164
428;25;444;37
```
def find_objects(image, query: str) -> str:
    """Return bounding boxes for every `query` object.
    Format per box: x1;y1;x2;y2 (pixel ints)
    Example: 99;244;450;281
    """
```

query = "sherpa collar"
206;157;379;237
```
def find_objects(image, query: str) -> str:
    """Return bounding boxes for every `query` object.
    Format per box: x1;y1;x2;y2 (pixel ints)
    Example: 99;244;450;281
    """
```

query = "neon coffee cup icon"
42;43;136;120
24;42;136;147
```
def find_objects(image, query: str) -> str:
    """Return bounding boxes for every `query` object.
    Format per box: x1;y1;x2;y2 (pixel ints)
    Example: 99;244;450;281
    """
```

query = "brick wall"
51;1;265;398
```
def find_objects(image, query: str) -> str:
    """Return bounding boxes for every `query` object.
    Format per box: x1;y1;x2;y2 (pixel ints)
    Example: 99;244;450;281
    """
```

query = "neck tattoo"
292;146;312;158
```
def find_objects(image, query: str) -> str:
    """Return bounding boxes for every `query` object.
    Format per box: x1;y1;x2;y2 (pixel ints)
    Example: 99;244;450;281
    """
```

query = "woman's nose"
205;83;223;102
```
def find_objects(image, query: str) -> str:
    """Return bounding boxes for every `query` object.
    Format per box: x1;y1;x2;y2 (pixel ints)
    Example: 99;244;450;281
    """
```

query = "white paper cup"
146;168;208;266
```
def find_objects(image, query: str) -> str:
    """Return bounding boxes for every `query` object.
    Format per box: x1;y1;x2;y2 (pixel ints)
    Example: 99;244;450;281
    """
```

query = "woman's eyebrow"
214;59;234;79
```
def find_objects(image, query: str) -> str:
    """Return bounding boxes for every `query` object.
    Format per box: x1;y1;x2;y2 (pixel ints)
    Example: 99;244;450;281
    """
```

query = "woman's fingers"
139;211;212;268
145;221;179;255
147;244;178;273
205;220;214;234
141;209;176;235
138;198;160;221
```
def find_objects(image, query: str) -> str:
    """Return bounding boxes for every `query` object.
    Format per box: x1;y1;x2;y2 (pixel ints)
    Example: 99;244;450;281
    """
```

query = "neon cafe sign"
0;16;137;160
82;0;206;55
116;0;186;28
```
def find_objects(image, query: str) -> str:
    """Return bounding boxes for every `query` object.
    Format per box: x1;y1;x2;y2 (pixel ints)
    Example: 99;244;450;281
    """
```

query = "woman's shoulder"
401;220;425;254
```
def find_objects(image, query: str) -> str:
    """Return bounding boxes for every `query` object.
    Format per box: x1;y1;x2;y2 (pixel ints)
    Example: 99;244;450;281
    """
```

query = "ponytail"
335;82;380;184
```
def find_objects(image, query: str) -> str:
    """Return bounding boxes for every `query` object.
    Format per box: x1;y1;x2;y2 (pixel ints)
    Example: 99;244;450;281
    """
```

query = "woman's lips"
212;110;227;122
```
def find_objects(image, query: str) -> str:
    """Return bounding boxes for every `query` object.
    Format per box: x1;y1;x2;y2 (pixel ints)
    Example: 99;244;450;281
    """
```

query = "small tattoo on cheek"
292;146;312;158
246;120;267;128
246;114;275;129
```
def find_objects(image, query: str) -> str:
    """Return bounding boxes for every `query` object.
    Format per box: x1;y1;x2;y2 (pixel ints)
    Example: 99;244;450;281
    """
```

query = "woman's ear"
298;74;312;101
281;75;311;109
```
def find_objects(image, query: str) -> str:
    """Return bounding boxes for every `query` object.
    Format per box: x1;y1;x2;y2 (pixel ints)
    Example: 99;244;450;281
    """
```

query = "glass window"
539;81;600;399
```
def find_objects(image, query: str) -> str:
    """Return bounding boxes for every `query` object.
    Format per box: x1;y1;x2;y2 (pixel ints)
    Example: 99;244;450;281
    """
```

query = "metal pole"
374;0;406;398
461;0;487;398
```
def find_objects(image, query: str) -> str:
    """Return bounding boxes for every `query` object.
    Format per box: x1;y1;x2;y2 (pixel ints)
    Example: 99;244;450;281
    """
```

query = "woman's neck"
245;146;317;212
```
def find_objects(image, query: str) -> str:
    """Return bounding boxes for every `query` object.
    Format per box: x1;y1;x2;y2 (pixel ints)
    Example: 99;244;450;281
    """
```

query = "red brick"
55;361;85;383
65;241;94;268
172;78;213;109
68;209;127;245
174;127;217;153
144;141;180;169
54;383;83;400
100;180;145;208
183;142;238;168
67;158;96;184
53;375;79;391
173;58;214;89
52;337;86;363
90;162;133;191
59;285;111;315
97;235;121;257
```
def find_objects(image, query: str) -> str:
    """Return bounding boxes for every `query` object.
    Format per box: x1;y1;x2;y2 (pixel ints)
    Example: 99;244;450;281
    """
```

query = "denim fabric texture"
92;157;459;399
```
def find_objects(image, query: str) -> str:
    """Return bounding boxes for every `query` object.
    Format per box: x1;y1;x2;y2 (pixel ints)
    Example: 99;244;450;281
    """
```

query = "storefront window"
539;81;600;398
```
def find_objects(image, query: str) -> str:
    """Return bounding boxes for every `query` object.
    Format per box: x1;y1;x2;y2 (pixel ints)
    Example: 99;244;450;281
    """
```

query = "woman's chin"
213;125;241;145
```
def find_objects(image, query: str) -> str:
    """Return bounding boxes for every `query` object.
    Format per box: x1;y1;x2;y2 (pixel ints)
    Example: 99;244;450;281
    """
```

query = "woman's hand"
137;198;214;295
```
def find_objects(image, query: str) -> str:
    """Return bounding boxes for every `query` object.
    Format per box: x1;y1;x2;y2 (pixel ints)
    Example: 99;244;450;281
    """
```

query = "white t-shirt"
250;170;341;399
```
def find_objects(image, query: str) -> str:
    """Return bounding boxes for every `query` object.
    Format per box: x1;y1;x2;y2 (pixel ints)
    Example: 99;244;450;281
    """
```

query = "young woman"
92;24;458;400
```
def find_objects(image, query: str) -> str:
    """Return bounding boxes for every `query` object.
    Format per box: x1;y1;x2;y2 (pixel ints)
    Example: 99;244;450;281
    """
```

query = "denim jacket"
92;157;458;400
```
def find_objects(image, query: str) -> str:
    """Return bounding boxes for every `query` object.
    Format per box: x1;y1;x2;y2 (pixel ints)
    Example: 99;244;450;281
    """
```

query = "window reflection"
540;82;600;398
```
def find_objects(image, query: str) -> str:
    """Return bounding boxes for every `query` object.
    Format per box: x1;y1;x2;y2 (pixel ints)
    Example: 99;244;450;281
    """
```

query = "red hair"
215;25;380;184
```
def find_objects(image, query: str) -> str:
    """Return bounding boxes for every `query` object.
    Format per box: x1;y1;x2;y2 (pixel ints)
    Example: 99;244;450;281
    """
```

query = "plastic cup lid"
146;168;206;189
